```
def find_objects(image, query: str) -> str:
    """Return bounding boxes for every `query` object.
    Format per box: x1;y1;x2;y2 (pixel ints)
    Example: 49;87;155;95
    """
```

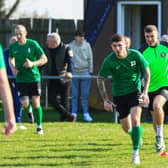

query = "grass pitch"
1;109;168;168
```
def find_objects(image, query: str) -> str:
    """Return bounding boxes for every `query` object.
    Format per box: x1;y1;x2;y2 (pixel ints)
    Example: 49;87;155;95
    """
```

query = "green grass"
1;108;168;168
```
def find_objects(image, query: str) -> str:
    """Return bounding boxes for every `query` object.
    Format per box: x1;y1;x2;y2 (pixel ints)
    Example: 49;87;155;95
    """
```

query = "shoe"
155;136;165;154
71;113;77;121
83;113;93;122
37;127;43;135
66;114;76;122
60;113;76;122
160;151;168;157
132;153;140;164
18;125;27;130
27;112;34;124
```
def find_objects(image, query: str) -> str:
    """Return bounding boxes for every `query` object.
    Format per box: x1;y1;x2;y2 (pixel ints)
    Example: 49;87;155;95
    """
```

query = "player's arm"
141;67;150;105
142;67;150;95
97;76;109;101
23;54;48;68
32;54;48;67
97;75;116;112
8;57;19;75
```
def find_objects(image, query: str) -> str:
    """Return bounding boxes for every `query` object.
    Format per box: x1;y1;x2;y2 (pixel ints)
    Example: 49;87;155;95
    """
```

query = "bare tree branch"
5;0;20;19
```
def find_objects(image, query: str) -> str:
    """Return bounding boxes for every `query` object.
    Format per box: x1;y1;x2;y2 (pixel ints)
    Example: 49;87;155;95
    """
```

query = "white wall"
5;0;84;19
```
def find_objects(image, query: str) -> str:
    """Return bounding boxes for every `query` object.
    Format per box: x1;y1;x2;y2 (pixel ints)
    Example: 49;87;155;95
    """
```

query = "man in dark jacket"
46;32;75;121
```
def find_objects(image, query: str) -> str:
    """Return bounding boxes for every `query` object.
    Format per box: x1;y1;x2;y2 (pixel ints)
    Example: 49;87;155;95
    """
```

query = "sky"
5;0;84;19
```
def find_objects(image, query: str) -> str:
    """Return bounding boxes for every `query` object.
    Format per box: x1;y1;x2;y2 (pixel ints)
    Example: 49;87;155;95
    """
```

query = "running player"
140;25;168;154
97;34;150;164
9;25;47;135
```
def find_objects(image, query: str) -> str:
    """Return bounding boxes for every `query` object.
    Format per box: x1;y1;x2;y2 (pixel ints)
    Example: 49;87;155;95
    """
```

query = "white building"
5;0;84;19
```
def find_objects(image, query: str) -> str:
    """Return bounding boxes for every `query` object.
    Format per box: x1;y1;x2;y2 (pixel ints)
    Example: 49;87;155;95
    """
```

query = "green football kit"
9;38;45;128
99;49;149;96
98;49;149;151
9;38;44;83
140;42;168;92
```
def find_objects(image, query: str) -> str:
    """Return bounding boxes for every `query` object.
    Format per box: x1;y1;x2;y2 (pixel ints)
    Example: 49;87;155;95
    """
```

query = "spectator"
161;34;168;42
45;32;75;121
4;36;33;130
125;36;131;48
0;44;16;136
69;30;93;122
9;25;47;135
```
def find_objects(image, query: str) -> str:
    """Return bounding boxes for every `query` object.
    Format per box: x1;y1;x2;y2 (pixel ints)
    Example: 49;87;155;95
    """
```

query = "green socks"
130;126;142;150
34;106;43;126
128;128;132;135
23;104;32;113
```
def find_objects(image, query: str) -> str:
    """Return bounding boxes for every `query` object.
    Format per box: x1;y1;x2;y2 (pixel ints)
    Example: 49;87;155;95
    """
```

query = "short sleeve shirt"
9;39;45;83
98;49;149;96
140;43;168;92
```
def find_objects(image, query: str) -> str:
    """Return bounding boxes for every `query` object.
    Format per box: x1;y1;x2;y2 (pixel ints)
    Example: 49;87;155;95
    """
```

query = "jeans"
71;72;91;115
10;80;22;123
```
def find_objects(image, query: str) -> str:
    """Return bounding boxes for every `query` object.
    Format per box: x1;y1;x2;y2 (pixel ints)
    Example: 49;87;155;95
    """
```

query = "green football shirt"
98;49;149;97
142;44;168;92
9;39;45;83
0;45;5;69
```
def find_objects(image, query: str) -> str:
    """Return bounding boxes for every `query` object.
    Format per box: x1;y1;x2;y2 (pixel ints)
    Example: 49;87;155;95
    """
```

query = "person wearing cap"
45;32;75;122
69;30;93;122
9;24;47;135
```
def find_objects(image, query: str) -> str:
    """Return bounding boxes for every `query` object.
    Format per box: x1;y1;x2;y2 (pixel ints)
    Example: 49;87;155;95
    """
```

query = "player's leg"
128;106;142;164
22;98;33;124
130;107;142;155
17;83;31;130
114;93;142;164
126;90;142;164
18;96;30;130
152;95;166;153
120;113;141;165
17;83;34;124
31;82;43;135
120;115;132;134
150;111;156;132
31;95;43;134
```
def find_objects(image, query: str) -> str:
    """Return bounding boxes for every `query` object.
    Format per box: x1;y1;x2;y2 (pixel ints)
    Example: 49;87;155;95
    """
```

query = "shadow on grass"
0;103;149;123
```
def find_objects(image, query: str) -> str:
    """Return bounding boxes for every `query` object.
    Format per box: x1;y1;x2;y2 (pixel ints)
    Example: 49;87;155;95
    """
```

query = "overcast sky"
5;0;84;19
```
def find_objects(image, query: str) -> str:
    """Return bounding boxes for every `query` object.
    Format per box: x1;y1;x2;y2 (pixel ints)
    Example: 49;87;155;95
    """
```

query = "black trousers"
48;79;71;119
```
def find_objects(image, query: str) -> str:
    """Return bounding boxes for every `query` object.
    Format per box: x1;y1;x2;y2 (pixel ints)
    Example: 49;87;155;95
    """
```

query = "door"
117;1;161;49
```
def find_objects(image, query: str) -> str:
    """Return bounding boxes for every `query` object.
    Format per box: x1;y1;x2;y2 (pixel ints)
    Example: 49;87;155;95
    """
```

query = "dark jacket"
44;43;73;76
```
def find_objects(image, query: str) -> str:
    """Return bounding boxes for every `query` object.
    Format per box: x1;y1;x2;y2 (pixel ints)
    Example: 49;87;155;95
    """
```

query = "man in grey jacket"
69;30;93;122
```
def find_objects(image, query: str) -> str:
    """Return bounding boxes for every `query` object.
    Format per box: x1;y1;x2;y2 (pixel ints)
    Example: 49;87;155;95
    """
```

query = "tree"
0;0;20;19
